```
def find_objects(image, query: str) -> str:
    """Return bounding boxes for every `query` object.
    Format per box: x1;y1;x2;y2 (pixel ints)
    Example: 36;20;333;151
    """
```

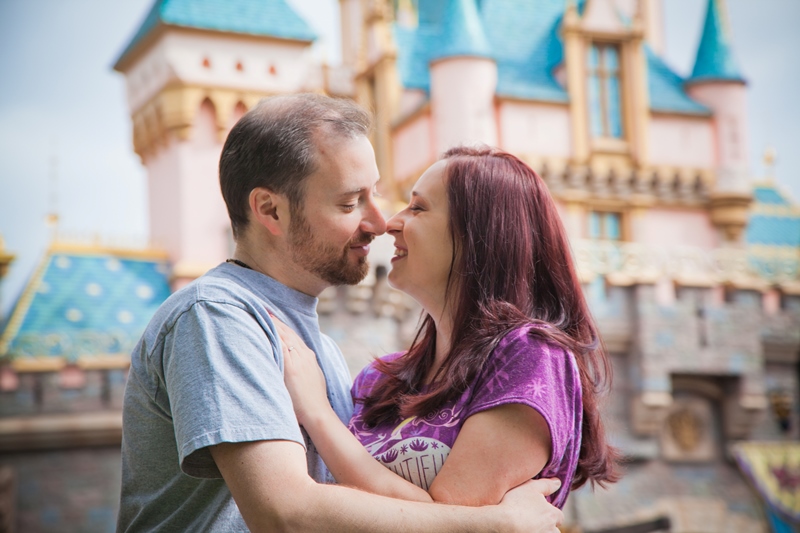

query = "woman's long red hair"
360;146;620;489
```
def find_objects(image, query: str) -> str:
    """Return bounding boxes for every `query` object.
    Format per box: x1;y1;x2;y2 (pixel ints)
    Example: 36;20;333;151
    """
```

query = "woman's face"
386;159;455;312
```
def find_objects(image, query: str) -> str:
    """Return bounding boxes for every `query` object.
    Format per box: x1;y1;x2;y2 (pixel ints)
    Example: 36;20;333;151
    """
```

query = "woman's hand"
270;317;433;503
271;315;331;426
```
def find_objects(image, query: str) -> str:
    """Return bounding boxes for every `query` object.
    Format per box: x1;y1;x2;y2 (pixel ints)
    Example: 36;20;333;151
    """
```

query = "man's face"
286;133;386;287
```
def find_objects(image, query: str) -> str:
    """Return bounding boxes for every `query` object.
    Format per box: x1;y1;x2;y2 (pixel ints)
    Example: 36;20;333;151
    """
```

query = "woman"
275;146;620;507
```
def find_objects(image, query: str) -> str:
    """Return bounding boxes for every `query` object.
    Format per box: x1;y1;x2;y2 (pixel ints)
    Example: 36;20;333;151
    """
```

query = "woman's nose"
386;211;404;234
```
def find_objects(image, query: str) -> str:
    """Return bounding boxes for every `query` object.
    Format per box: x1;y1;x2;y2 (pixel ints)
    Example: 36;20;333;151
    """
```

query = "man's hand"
497;478;564;533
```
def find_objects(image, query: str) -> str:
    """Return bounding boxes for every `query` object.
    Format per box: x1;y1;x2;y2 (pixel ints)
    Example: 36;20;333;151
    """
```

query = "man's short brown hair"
219;94;372;238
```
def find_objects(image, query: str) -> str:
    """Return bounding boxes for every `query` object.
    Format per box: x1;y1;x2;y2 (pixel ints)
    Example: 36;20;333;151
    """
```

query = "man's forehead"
304;135;379;195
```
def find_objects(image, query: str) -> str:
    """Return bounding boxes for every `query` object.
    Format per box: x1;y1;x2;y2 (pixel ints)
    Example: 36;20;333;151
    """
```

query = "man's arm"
210;439;563;533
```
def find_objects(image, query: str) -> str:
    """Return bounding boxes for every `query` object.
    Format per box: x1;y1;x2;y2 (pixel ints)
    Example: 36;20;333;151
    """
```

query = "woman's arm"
274;318;433;502
428;404;551;506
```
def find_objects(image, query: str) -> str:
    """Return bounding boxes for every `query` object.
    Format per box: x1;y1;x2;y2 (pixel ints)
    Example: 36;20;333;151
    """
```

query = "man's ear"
249;187;289;236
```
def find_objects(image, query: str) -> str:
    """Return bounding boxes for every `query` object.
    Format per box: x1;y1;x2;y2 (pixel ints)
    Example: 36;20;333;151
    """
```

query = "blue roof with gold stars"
0;244;171;369
746;182;800;282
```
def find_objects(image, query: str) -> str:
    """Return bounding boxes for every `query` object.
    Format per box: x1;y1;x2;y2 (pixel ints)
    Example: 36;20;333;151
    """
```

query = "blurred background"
0;0;798;532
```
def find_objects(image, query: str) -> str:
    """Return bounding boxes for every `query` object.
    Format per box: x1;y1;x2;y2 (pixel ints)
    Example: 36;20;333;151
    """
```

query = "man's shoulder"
147;266;265;334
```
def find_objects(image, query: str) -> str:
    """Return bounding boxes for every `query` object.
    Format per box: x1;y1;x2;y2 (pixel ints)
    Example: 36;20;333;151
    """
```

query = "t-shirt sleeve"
162;300;304;478
462;327;581;473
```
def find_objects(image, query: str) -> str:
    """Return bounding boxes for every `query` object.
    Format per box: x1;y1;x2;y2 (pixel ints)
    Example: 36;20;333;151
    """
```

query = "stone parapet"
573;239;800;288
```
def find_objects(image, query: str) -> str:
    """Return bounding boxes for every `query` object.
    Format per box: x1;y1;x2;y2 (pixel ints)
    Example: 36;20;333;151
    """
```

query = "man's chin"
321;258;369;287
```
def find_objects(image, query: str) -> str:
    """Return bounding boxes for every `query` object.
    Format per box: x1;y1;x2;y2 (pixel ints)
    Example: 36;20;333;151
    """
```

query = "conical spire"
688;0;744;83
429;0;492;63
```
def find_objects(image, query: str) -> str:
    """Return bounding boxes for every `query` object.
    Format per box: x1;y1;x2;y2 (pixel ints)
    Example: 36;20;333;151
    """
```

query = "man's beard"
288;212;372;286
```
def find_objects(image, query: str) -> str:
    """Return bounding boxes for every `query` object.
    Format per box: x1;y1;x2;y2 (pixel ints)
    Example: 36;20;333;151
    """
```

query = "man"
117;94;563;532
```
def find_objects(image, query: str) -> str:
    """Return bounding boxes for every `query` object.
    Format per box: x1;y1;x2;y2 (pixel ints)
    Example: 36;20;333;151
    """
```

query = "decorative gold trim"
171;260;217;282
751;203;800;217
49;241;169;261
709;191;753;242
77;355;131;370
131;85;270;160
11;357;64;373
8;354;131;372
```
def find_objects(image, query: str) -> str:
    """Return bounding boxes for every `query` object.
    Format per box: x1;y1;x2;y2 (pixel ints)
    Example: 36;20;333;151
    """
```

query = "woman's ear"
249;187;289;236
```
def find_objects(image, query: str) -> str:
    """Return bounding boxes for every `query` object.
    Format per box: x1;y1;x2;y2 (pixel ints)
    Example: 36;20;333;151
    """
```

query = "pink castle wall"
498;102;573;159
635;208;719;249
648;115;714;168
430;58;498;153
144;100;231;277
686;81;750;192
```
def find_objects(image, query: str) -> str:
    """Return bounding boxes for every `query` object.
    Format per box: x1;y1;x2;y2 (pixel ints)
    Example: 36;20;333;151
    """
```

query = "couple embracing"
117;94;619;532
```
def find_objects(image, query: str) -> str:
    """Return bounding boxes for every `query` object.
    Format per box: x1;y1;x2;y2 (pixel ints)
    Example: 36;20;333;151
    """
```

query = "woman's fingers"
269;313;312;357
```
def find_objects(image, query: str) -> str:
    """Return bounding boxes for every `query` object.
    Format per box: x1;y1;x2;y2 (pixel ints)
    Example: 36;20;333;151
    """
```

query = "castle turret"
684;0;751;243
113;0;319;287
428;0;498;153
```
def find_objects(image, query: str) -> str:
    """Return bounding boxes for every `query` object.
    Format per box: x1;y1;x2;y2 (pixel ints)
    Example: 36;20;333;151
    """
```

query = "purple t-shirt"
348;325;583;508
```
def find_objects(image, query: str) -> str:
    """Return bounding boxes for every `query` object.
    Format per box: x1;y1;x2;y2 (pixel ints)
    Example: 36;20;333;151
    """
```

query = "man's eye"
342;204;357;212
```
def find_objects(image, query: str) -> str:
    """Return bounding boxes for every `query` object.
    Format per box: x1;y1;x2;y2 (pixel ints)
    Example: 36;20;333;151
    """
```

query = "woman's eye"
409;204;423;212
342;204;357;212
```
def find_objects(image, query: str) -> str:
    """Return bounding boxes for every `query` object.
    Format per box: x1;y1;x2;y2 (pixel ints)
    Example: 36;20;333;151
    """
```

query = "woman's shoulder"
352;351;406;394
486;323;579;385
495;323;569;359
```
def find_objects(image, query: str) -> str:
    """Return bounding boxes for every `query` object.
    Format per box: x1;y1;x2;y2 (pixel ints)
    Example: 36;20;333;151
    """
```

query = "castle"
0;0;798;531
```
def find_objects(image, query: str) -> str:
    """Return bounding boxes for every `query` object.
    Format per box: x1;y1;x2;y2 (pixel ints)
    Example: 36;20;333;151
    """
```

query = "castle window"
587;43;623;139
588;210;622;241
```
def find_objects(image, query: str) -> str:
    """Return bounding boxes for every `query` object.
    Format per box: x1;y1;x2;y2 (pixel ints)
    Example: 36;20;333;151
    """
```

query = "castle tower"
684;0;751;243
349;0;402;200
428;0;498;153
113;0;320;287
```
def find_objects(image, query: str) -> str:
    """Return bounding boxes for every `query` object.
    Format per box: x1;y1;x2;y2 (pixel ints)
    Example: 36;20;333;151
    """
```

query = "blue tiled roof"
484;0;568;102
646;47;711;115
114;0;316;69
0;248;171;363
746;185;800;247
430;0;492;62
753;186;789;206
747;216;800;247
394;0;708;114
688;0;744;83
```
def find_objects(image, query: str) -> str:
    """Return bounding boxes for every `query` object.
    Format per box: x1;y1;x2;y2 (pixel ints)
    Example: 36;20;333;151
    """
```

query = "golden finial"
763;146;777;183
46;137;60;240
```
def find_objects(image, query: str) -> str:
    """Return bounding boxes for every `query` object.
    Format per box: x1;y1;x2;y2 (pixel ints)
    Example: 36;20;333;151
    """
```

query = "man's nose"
362;199;387;236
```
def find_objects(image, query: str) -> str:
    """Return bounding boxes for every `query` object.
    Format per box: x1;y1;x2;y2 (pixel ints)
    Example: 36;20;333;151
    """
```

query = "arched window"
587;43;623;139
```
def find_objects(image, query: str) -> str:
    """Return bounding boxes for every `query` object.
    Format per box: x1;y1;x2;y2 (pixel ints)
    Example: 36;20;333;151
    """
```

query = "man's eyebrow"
337;180;381;198
337;187;367;197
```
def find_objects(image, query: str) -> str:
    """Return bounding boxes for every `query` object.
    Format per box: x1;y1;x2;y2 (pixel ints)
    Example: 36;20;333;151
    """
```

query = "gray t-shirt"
117;262;353;532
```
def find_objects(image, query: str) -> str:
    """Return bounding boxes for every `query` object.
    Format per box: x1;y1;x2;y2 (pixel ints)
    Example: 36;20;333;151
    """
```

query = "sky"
0;0;798;319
